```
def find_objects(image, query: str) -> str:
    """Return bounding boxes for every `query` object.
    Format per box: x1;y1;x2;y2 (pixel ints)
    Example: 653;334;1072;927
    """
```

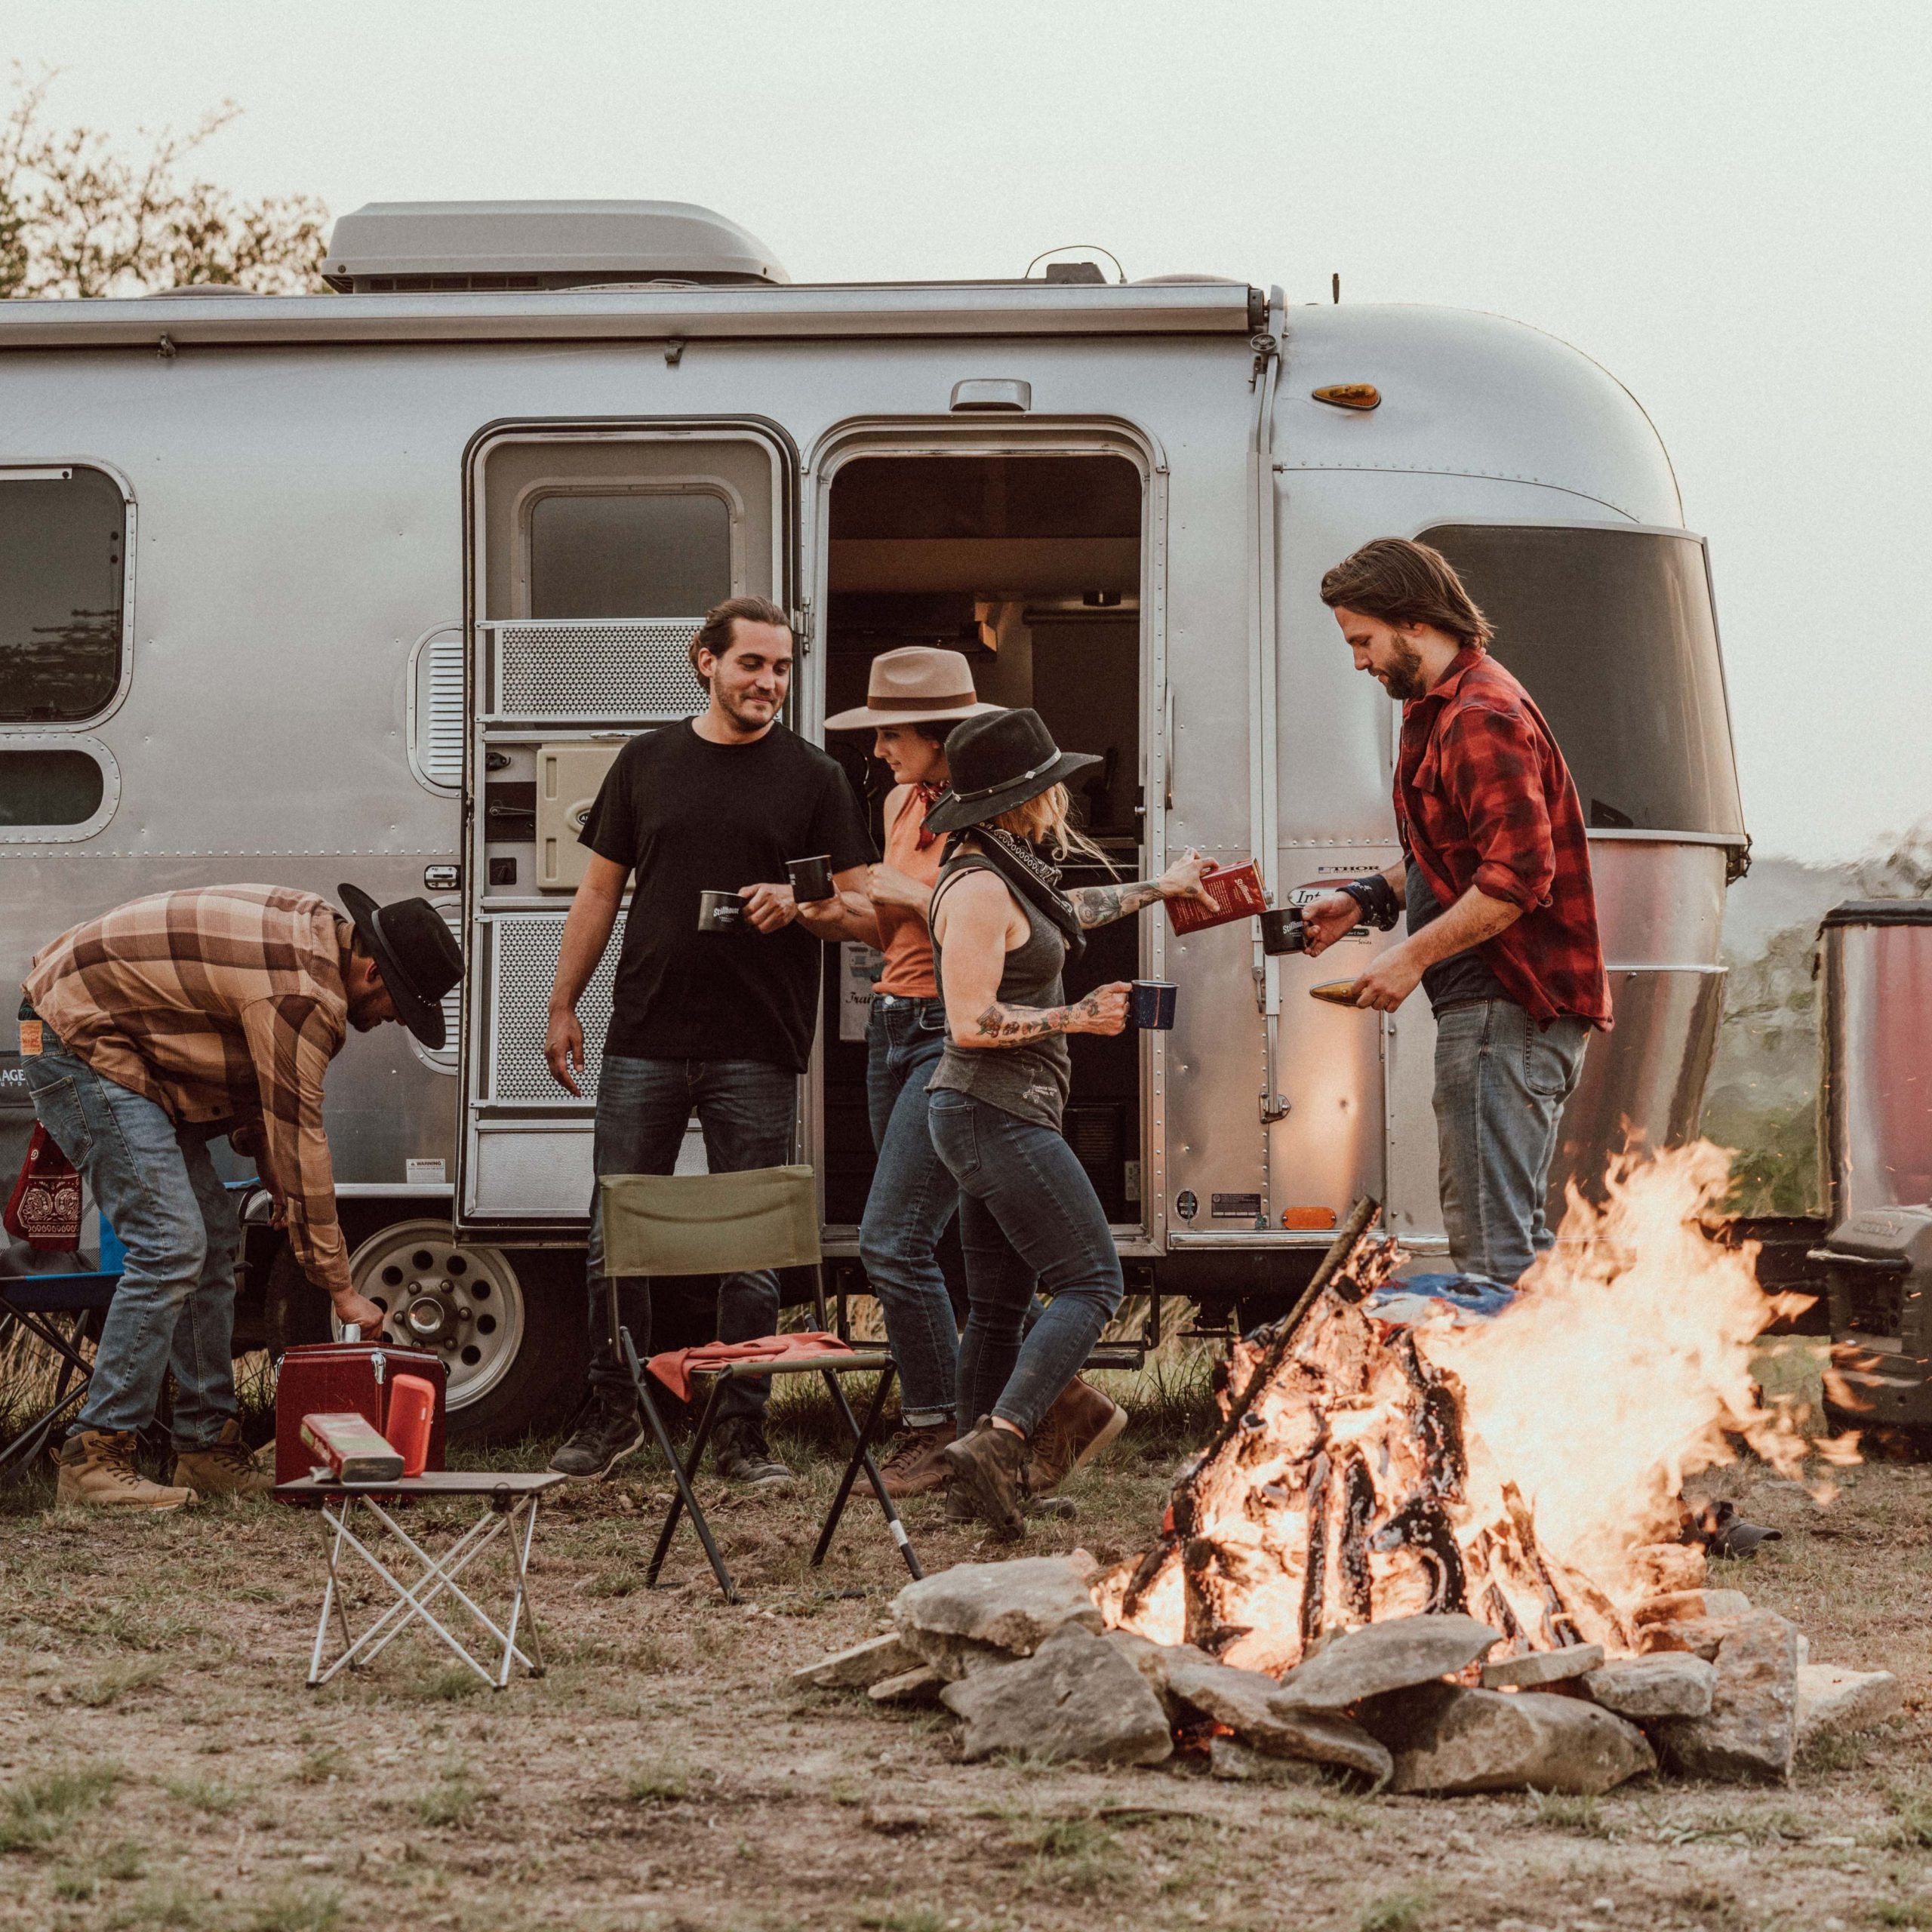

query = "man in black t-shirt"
543;596;872;1484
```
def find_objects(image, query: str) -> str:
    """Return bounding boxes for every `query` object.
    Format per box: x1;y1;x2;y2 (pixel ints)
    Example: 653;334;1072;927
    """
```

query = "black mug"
1260;907;1308;955
1128;980;1178;1029
697;890;746;932
786;854;835;904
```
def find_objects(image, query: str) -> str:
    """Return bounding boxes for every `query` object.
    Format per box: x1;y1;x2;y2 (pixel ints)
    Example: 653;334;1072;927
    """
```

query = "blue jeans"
859;996;963;1429
586;1056;797;1423
926;1088;1123;1438
22;1041;242;1450
1432;999;1590;1288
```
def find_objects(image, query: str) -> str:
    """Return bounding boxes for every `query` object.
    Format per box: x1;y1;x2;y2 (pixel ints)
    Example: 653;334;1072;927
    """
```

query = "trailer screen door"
458;425;792;1230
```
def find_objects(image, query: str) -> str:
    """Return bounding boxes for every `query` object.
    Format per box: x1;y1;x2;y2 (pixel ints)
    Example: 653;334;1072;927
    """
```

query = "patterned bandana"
912;781;947;851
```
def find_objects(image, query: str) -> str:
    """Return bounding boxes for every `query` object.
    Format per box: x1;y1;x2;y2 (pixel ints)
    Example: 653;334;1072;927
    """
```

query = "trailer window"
1419;525;1744;838
0;467;128;723
528;492;731;619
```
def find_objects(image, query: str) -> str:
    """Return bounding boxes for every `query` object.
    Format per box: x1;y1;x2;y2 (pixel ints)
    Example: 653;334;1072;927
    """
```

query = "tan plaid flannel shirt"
23;885;356;1295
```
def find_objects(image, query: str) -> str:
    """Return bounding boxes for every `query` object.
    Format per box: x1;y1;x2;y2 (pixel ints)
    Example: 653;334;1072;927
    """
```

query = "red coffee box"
299;1412;405;1484
1166;860;1269;936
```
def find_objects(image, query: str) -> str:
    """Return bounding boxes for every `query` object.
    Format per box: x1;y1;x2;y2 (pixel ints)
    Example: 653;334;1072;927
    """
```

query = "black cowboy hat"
922;708;1100;836
337;884;463;1049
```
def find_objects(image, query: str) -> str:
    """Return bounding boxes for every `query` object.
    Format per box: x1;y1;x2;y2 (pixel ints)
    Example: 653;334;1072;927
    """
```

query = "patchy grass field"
2;1377;1930;1932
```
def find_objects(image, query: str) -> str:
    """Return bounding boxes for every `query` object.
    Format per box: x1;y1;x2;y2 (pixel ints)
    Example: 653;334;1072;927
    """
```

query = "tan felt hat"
823;646;1003;731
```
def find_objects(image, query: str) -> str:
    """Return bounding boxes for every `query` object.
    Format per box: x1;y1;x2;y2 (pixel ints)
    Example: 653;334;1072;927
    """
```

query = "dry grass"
2;1370;1930;1930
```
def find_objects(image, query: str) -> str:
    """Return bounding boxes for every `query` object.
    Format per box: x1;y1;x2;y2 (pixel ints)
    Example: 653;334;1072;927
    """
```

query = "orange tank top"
875;788;944;998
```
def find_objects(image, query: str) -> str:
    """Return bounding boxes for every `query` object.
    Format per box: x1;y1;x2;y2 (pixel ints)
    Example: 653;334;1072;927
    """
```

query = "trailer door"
455;421;795;1234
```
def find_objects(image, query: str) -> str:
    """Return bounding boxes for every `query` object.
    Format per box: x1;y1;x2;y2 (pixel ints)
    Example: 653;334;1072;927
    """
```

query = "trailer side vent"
409;625;465;792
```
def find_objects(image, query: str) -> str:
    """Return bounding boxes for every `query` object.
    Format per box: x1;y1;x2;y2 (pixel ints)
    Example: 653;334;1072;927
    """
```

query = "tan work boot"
171;1419;275;1500
1026;1375;1128;1495
57;1430;198;1512
878;1420;955;1499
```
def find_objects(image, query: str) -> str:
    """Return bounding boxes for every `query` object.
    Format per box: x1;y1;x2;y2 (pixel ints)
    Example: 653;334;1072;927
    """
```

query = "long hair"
1318;538;1492;648
990;783;1112;870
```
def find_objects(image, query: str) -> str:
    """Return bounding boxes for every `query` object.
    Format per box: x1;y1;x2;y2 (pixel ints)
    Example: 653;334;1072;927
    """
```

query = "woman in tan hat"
814;648;1003;1496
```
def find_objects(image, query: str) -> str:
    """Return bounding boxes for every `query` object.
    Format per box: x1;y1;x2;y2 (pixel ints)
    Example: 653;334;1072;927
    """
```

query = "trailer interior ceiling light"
320;201;791;293
950;378;1031;413
1312;383;1381;411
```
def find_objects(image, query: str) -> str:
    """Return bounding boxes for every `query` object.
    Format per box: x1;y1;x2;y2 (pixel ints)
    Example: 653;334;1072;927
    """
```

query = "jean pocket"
917;1003;948;1033
1523;1020;1583;1100
925;1088;980;1177
26;1074;93;1165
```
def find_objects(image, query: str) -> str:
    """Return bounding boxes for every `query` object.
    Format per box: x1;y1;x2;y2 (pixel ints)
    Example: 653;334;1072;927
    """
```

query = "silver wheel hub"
337;1220;526;1414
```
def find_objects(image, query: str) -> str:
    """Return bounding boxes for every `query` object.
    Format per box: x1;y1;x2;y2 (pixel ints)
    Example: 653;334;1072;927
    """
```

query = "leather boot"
57;1430;198;1512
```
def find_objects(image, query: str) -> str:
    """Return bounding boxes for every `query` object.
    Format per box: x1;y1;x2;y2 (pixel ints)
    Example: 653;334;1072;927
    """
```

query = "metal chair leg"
623;1334;737;1601
812;1363;922;1581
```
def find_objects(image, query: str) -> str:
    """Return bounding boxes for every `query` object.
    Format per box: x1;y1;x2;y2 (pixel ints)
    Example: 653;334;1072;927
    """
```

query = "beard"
716;683;780;732
1377;639;1428;701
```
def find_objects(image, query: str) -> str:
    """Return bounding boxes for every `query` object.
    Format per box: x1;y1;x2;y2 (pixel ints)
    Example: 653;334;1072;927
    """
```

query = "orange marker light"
1312;383;1380;411
1281;1206;1339;1232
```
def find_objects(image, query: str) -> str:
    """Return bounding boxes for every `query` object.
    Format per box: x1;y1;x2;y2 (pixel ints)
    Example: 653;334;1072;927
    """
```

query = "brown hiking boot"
878;1420;955;1499
171;1420;275;1500
940;1417;1029;1541
57;1431;198;1512
1026;1375;1128;1495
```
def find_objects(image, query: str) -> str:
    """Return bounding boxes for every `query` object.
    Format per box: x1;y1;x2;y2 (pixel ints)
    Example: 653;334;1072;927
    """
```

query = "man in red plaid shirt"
1302;538;1611;1288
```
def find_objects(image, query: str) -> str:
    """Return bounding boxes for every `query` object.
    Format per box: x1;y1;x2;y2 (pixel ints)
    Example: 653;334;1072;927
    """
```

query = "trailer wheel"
262;1221;586;1446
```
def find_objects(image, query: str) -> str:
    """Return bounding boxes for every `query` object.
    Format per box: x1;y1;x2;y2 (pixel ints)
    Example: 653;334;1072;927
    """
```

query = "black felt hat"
921;708;1100;835
337;884;463;1049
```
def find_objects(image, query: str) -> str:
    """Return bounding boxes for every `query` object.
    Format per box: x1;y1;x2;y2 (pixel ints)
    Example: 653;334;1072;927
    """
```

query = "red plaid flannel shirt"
1395;648;1611;1029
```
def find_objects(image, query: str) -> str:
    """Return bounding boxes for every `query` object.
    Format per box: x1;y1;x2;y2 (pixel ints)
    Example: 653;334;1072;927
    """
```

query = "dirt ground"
3;1389;1931;1932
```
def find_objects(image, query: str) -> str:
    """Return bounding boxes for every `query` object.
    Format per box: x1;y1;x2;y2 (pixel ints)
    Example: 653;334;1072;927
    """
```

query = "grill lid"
321;201;790;292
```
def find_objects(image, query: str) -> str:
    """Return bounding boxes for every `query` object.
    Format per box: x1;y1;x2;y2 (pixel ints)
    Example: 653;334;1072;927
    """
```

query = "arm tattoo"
971;992;1103;1044
1065;878;1164;930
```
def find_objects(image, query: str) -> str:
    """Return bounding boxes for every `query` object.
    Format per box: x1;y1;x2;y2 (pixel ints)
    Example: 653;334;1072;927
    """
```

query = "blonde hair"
989;783;1113;871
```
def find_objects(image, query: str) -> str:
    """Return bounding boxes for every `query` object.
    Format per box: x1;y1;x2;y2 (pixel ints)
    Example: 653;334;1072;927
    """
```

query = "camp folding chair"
599;1164;922;1603
0;1223;126;1485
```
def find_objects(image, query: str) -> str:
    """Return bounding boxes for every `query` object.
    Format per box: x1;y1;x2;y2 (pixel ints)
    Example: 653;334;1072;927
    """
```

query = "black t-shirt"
1406;864;1510;1012
580;721;873;1071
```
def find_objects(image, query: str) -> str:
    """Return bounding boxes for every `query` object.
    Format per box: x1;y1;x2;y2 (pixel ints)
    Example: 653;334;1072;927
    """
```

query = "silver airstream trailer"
0;201;1749;1438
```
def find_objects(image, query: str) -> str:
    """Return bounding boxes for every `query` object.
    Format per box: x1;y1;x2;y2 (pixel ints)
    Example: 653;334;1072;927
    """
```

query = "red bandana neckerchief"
912;781;946;850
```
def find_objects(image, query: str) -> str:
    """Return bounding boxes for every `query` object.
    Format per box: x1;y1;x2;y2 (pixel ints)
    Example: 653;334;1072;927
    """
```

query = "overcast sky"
11;0;1928;866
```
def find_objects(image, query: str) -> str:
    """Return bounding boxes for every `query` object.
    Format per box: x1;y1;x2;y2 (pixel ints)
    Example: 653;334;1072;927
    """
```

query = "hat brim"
338;881;448;1050
823;697;1005;731
922;750;1101;835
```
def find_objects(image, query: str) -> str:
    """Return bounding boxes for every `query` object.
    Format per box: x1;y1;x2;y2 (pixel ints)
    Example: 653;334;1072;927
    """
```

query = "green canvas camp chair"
598;1164;922;1603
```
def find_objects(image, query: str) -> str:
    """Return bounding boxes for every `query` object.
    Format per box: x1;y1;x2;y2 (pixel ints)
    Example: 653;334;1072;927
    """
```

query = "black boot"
713;1415;795;1490
548;1386;647;1480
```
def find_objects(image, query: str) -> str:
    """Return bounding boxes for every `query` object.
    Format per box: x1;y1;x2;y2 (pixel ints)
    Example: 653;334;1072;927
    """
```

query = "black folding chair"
598;1164;923;1604
0;1223;125;1485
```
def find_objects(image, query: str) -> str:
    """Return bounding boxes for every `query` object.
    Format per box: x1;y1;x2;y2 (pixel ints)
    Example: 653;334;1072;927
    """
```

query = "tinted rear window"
1420;525;1745;838
529;492;731;618
0;466;128;722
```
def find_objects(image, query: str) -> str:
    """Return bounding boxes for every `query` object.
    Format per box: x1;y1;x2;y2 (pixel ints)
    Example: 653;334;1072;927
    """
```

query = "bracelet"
1339;876;1401;931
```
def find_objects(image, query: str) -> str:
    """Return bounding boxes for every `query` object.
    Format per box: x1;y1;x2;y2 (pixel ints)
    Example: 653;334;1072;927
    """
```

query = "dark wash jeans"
586;1055;797;1424
1432;998;1591;1288
858;995;963;1428
23;1038;242;1449
925;1086;1123;1438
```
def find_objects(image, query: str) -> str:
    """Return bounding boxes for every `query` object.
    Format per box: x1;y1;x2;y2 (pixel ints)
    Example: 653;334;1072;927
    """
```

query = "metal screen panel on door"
488;917;619;1103
485;619;707;722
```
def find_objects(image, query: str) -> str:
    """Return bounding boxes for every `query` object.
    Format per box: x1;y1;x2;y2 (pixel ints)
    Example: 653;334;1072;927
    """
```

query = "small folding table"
275;1470;561;1690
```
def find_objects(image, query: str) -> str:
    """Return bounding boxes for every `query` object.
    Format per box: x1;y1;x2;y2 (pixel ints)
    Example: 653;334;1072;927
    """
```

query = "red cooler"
274;1340;448;1494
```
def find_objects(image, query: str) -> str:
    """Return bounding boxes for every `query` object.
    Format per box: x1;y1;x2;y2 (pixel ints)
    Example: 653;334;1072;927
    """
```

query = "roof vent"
321;201;790;294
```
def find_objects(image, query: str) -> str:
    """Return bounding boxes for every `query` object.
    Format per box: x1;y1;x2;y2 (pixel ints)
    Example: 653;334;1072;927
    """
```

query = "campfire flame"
1102;1143;1857;1675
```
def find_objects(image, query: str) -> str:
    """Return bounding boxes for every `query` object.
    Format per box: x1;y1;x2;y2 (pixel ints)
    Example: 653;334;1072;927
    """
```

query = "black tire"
261;1223;588;1449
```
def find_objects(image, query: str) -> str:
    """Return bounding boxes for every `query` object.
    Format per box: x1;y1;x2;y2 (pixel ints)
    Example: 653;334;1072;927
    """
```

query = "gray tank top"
928;855;1072;1131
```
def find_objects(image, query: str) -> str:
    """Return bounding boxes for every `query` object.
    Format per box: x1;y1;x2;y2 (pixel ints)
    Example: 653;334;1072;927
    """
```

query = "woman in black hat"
924;708;1212;1536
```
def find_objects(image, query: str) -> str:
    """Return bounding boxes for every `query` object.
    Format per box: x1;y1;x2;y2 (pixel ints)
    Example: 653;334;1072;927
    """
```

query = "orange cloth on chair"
645;1332;855;1404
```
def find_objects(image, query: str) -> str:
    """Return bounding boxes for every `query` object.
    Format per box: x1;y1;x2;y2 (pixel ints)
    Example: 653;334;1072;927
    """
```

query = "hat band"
949;749;1063;804
865;690;978;712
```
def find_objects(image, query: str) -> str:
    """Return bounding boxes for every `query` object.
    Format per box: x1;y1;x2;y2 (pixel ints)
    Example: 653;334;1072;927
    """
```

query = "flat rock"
894;1557;1103;1679
1275;1614;1503;1712
940;1622;1174;1766
1361;1683;1656;1795
1481;1644;1604;1690
868;1664;946;1705
1208;1736;1327;1785
792;1632;919;1691
1582;1654;1717;1720
1653;1611;1799;1783
1637;1616;1743;1661
1159;1654;1392;1786
1797;1665;1901;1744
1632;1589;1753;1626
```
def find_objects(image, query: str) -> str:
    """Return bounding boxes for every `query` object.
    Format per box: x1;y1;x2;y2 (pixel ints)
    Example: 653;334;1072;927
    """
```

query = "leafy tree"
0;66;327;297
